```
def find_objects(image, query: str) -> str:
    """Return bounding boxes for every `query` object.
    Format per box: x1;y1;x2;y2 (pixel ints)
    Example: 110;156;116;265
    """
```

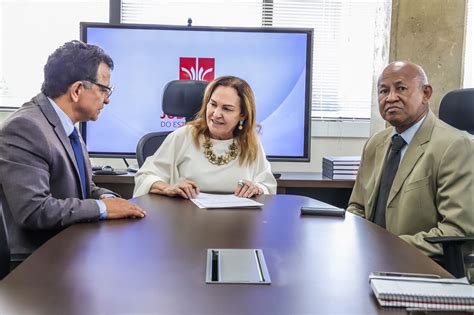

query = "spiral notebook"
369;273;474;311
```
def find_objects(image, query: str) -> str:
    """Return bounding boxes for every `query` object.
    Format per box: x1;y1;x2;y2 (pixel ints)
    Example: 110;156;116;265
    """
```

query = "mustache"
383;104;402;112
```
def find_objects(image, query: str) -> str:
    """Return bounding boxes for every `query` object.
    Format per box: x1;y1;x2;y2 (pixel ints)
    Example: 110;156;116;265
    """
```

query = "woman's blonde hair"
188;76;260;165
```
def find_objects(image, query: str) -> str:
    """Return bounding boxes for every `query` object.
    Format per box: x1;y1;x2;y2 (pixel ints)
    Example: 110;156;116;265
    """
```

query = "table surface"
0;194;449;315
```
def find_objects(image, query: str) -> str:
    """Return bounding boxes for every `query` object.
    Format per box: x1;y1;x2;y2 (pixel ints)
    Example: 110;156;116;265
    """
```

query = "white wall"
0;0;108;108
272;136;367;173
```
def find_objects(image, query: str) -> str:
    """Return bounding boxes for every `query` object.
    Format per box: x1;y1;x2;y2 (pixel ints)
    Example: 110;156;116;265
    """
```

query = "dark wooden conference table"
0;194;450;314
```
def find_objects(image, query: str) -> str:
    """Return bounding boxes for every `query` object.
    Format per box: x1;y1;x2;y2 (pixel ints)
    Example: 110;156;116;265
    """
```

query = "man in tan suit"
347;61;473;257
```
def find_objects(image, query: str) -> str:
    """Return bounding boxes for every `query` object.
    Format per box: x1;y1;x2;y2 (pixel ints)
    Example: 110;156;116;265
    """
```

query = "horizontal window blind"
122;0;263;27
267;0;379;119
122;0;387;120
0;0;109;109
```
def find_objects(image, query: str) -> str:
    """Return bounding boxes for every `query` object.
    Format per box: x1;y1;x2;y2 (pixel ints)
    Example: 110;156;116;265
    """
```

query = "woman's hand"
150;180;199;199
234;179;263;198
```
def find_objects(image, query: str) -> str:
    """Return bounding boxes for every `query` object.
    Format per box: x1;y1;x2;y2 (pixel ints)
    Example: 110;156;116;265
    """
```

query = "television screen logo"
180;57;215;81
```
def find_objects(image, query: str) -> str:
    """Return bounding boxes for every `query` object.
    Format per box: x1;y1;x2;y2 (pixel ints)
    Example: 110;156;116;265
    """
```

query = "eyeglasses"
85;79;114;97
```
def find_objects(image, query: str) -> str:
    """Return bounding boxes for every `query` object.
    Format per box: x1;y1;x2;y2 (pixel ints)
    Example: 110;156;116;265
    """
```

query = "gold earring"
238;120;244;130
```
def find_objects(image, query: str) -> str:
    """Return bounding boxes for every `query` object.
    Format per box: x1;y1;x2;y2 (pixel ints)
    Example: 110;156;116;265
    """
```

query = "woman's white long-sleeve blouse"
133;125;277;197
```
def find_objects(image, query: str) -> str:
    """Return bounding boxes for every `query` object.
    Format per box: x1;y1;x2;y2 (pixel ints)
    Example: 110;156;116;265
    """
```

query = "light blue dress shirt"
391;114;427;163
48;97;108;219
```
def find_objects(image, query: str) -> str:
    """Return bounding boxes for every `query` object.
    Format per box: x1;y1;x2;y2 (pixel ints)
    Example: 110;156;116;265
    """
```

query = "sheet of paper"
191;193;263;209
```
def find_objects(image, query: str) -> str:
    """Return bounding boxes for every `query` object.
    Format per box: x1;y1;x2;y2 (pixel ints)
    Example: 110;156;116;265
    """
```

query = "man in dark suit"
347;61;473;257
0;40;146;256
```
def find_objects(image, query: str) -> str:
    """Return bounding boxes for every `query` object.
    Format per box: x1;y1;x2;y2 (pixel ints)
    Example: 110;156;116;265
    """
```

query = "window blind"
121;0;387;120
0;0;109;108
122;0;263;27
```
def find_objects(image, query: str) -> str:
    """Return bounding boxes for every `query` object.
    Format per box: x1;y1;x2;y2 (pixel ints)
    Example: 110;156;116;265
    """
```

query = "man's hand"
102;198;146;219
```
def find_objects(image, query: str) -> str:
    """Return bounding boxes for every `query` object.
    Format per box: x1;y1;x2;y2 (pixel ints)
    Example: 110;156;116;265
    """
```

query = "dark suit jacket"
0;93;116;255
347;111;473;256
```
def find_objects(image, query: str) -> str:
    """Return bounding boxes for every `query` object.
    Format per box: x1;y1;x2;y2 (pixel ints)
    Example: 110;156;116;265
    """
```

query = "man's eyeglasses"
85;79;114;97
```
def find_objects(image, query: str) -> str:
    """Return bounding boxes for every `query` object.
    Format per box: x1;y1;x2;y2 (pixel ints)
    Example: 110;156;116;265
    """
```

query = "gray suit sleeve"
0;116;101;230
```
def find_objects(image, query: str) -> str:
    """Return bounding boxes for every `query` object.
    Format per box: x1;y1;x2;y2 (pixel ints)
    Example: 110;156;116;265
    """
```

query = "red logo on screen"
179;57;215;81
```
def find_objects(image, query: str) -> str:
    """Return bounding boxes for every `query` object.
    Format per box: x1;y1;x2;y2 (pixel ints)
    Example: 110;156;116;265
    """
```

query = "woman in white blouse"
133;76;277;199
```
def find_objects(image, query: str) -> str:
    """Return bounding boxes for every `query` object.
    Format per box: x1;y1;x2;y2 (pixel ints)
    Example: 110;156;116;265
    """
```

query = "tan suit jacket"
348;111;473;256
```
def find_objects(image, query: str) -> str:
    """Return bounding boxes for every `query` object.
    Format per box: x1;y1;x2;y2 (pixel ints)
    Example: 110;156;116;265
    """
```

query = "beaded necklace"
203;137;238;165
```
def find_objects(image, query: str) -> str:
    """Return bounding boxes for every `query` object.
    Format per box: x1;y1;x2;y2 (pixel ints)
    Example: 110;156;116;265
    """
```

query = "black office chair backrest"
136;132;170;168
439;88;474;134
426;88;474;281
162;80;208;121
136;80;209;167
0;187;11;280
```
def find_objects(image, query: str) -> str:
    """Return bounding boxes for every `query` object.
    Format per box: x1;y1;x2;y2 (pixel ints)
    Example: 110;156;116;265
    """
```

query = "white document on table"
191;193;263;209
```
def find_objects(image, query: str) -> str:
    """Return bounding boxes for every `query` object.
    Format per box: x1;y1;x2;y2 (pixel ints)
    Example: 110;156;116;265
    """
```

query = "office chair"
161;80;209;121
438;88;474;135
136;132;171;167
424;88;474;280
425;237;474;279
136;80;209;167
0;187;27;280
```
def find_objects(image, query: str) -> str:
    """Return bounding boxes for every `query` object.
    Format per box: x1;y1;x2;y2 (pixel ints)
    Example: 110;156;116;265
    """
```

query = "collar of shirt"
47;97;76;137
391;113;427;160
47;97;107;217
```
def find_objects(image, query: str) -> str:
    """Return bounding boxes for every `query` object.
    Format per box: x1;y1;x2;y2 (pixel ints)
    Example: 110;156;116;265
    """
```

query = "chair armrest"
425;236;474;244
424;236;474;278
11;253;29;262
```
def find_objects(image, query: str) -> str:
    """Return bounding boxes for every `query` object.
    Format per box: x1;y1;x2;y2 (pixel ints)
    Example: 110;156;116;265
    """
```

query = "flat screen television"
80;22;312;162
